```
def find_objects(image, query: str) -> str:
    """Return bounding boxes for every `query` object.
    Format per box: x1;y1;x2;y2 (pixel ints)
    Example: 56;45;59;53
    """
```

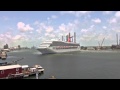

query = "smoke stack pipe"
116;34;118;45
62;36;63;41
119;39;120;45
74;32;76;43
68;32;71;42
66;35;68;42
117;35;119;45
119;34;120;45
72;36;73;42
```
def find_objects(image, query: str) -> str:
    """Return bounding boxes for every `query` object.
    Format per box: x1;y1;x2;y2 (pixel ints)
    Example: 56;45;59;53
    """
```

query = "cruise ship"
37;32;80;54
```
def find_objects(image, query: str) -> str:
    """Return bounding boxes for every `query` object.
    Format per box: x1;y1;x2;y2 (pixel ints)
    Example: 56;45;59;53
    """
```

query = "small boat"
33;65;44;73
29;65;44;75
21;64;44;77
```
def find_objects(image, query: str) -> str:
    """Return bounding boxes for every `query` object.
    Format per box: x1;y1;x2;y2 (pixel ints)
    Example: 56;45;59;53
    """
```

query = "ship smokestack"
71;36;73;42
66;35;68;42
68;32;71;42
119;39;120;45
74;32;76;43
117;35;119;45
119;34;120;45
62;36;63;41
116;34;118;45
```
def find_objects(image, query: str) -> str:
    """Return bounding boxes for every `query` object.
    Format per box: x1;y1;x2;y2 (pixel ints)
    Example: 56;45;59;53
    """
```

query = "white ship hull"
37;48;56;54
37;47;80;55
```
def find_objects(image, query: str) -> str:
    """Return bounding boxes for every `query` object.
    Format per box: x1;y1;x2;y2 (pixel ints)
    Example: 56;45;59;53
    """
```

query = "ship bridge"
39;41;53;48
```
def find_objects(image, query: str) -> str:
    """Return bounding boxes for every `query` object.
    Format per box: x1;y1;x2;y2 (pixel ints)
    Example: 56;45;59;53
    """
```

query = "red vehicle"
0;64;24;79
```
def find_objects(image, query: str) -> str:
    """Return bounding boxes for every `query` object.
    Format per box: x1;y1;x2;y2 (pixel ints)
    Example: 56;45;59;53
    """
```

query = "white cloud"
74;19;80;25
51;15;58;19
0;31;34;48
39;23;46;29
6;34;12;39
47;17;50;20
103;26;107;29
90;25;94;28
3;16;9;21
60;11;75;15
17;22;34;32
45;33;55;38
45;26;54;33
12;34;29;41
34;20;79;40
61;11;92;14
97;34;106;41
92;18;101;23
80;34;96;42
75;11;91;17
80;25;95;35
60;11;92;17
94;33;113;43
78;11;90;14
58;22;77;34
112;29;120;32
0;37;3;41
4;32;12;39
55;20;81;40
103;11;112;15
46;15;58;21
0;32;12;43
37;37;41;40
59;24;66;32
0;34;4;40
105;34;114;40
34;21;39;25
36;29;42;34
115;11;120;17
81;29;88;33
109;18;117;23
0;33;11;43
34;21;54;34
30;31;33;34
12;35;23;40
36;24;44;34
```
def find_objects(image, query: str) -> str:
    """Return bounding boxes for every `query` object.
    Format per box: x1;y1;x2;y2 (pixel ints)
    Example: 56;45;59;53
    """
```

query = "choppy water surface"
1;49;120;79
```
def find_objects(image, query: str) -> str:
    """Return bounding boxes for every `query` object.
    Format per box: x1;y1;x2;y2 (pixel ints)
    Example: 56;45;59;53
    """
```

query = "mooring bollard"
36;68;39;79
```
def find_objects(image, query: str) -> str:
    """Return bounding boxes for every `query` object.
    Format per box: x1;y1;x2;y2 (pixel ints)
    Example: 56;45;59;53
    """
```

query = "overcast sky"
0;11;120;48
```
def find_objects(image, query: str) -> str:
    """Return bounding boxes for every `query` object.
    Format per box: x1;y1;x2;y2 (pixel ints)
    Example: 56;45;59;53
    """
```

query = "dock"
0;63;44;79
21;64;44;78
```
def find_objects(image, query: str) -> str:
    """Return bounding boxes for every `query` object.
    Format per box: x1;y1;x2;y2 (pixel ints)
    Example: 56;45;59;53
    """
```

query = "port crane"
98;37;105;50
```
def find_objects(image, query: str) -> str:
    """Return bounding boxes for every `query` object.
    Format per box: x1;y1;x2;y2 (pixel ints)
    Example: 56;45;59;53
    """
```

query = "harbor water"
1;49;120;79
